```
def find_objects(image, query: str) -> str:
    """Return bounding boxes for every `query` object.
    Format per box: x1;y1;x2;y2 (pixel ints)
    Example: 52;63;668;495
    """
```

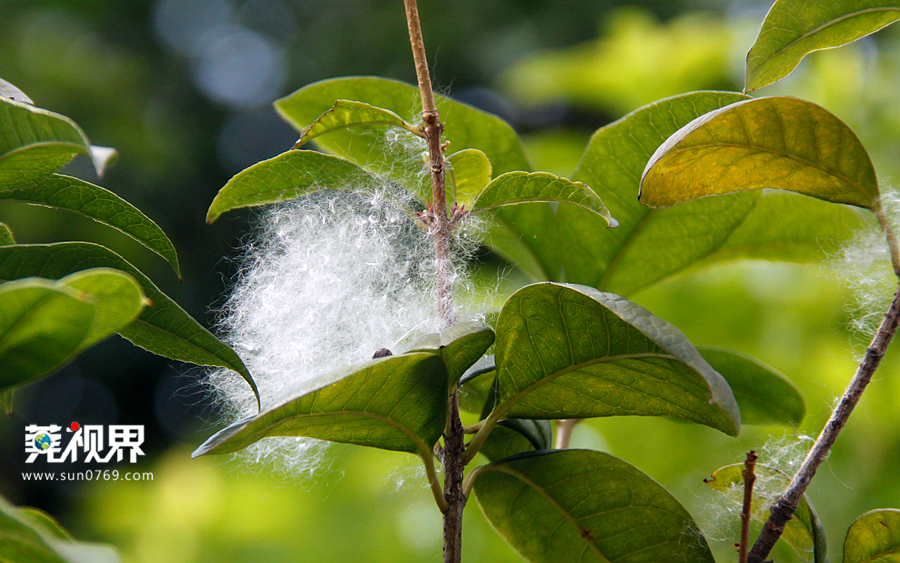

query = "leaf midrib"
664;141;867;199
756;7;900;68
495;351;704;420
484;464;613;563
226;408;435;456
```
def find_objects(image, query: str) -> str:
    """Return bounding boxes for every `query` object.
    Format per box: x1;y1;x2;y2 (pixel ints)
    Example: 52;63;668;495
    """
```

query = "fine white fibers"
829;189;900;346
207;187;486;476
699;434;814;544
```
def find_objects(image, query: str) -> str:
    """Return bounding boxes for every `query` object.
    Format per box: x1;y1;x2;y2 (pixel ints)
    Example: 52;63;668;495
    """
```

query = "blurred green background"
2;0;900;561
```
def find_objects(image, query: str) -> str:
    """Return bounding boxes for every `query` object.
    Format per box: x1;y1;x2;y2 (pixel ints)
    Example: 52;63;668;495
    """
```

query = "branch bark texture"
402;3;465;563
747;283;900;563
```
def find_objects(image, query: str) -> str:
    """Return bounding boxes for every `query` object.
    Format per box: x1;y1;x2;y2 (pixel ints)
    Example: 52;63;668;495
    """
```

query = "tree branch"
402;3;464;563
740;450;758;563
747;283;900;562
402;0;454;331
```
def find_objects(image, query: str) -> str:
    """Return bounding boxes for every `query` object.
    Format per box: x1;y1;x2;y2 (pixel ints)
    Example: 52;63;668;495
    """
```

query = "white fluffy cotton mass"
830;189;900;346
206;187;482;476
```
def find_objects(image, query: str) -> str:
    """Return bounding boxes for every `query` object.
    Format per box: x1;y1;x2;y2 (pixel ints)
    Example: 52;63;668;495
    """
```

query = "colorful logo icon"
33;433;53;451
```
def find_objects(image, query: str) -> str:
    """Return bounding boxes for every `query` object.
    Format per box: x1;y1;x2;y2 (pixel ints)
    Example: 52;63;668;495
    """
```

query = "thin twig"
402;3;464;563
740;450;758;563
402;0;454;331
747;210;900;562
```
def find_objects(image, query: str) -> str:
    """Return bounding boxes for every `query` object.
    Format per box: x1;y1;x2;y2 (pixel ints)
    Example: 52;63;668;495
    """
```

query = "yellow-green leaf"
746;0;900;91
491;283;741;435
640;97;879;210
207;150;380;223
0;174;180;278
0;96;91;189
844;508;900;563
706;463;827;563
193;352;448;457
294;99;420;148
448;148;492;207
472;171;617;227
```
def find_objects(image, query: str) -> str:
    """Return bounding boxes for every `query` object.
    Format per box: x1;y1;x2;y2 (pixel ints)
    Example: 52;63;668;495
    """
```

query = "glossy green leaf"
458;357;496;414
473;449;715;563
275;77;530;176
192;352;448;457
697;346;805;426
558;92;866;295
640;96;879;209
60;268;146;350
0;278;94;389
0;242;257;401
706;463;827;563
408;321;495;385
844;508;900;563
294;99;419;148
479;419;552;462
491;283;741;435
448;148;492;206
0;269;145;390
273;77;564;278
0;174;181;278
472;171;617;227
0;96;91;189
746;0;900;91
0;495;121;563
207;150;380;223
0;223;13;246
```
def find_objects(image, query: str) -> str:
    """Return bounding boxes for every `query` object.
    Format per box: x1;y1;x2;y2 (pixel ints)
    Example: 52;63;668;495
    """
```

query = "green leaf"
275;77;531;176
479;419;552;463
0;96;91;189
458;357;496;414
274;77;562;277
697;346;805;426
407;321;495;386
60;268;146;350
294;99;420;148
207;150;381;223
640;96;879;210
491;283;741;435
844;508;900;563
0;223;14;246
192;352;448;457
0;242;258;402
448;148;492;207
706;463;827;563
746;0;900;91
0;495;122;563
472;171;617;227
473;449;715;563
0;269;144;391
0;278;94;389
555;91;865;296
0;174;181;278
16;509;74;541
